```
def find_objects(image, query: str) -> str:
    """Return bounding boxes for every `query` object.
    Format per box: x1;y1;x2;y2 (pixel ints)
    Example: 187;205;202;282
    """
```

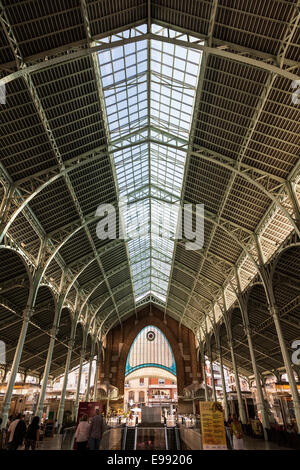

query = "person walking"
230;414;244;450
24;416;40;450
7;414;27;450
74;414;90;451
89;409;104;450
224;420;233;450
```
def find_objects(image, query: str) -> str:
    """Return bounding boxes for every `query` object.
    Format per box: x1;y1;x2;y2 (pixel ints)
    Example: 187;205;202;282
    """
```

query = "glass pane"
97;26;203;303
136;427;166;450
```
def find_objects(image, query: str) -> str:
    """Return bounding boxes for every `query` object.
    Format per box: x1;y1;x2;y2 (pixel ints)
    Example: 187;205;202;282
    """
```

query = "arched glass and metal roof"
0;1;299;381
98;25;203;302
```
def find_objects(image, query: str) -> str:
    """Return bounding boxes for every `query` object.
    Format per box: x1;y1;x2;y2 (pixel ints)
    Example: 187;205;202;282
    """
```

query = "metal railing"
164;424;168;450
61;426;76;450
100;425;124;450
0;429;6;450
174;426;181;450
121;423;128;450
179;415;200;429
133;424;138;450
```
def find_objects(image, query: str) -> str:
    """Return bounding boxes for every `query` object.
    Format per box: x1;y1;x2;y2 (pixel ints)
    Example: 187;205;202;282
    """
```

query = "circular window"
146;330;155;341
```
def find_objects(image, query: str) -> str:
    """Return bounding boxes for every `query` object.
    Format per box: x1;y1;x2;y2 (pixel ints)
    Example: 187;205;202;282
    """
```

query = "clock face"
146;330;155;341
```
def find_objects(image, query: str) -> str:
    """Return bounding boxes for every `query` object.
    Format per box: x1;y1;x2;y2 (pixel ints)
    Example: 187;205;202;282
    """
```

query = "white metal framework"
97;24;203;302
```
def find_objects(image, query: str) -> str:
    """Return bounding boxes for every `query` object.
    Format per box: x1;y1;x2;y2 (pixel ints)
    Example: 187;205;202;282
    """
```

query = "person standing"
224;420;233;450
24;416;40;450
7;414;27;450
89;409;104;450
230;414;244;450
74;414;90;451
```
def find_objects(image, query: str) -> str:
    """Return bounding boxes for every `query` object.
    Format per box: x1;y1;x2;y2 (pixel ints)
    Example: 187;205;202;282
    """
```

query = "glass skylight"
98;24;203;303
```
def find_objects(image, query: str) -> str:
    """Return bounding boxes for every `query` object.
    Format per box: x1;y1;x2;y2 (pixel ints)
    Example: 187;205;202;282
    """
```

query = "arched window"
125;325;176;377
139;391;145;403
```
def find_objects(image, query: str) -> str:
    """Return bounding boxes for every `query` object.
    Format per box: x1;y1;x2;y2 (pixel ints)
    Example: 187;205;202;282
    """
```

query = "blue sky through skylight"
98;24;203;303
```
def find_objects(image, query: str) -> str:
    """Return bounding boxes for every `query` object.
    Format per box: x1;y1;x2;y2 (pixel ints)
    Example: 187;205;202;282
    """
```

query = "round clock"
146;330;155;341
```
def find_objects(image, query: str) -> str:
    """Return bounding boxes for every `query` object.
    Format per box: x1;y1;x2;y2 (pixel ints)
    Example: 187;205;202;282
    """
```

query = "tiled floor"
38;434;63;450
243;435;293;450
21;434;293;451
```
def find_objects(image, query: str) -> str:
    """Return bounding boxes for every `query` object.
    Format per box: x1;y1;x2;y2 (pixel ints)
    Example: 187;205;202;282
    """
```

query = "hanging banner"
200;401;227;450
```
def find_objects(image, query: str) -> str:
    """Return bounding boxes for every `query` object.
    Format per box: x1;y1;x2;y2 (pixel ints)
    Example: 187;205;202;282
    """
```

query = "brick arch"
117;316;185;395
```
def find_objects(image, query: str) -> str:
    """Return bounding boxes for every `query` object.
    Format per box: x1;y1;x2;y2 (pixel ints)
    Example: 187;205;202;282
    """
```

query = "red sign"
74;402;103;449
76;401;102;426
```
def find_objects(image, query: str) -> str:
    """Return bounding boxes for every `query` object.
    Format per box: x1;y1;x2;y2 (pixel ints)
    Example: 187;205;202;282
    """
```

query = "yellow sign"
200;401;227;450
275;384;300;393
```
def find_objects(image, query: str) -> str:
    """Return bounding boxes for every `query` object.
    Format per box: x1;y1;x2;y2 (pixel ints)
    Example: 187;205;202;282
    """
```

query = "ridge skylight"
98;24;203;303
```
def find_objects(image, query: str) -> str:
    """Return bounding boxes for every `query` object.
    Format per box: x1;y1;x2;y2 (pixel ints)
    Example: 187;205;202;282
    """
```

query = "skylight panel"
97;25;203;304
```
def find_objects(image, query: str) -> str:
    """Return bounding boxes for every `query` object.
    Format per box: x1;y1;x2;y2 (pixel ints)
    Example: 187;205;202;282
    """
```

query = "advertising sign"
200;401;227;450
73;402;103;449
76;401;103;426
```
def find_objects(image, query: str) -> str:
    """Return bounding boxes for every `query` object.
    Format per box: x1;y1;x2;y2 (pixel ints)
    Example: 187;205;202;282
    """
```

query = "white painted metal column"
0;307;33;429
228;340;247;424
209;351;217;402
218;347;229;421
235;264;270;439
36;295;65;418
73;333;87;420
203;356;209;401
93;343;101;402
57;322;77;429
244;322;270;439
85;339;96;401
36;324;58;419
271;304;300;433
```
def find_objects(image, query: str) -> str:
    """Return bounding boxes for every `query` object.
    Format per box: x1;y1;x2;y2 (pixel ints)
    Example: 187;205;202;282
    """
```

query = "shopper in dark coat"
89;409;104;450
7;414;27;450
24;416;40;450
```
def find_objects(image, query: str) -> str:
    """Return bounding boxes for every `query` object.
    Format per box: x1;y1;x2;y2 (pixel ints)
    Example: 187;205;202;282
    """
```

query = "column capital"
89;352;95;361
268;304;279;316
50;325;59;337
23;307;34;321
244;324;253;336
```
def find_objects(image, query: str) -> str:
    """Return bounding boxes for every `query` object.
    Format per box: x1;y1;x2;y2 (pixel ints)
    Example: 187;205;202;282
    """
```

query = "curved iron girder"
171;279;216;306
76;260;129;315
1;160;296;308
165;294;203;326
62;239;123;301
87;279;133;329
1;31;300;87
0;142;297;300
102;300;196;340
2;208;262;318
1;222;129;333
176;7;300;329
86;278;133;323
0;3;126;329
2;16;296;244
270;239;300;282
0;9;298;342
1;135;287;242
190;149;299;237
0;208;275;307
0;210;257;337
97;293;134;334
